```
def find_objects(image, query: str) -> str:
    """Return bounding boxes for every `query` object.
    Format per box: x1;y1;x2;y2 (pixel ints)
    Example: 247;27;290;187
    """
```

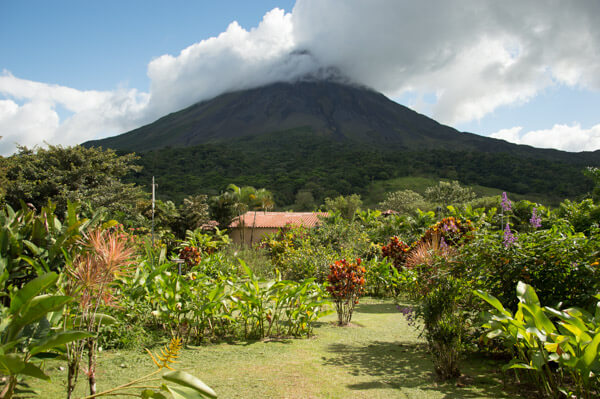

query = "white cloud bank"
2;1;600;155
491;124;600;152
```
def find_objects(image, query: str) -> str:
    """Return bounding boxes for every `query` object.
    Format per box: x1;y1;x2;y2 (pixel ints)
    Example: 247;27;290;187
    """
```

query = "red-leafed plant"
179;246;201;273
327;258;366;326
381;236;411;269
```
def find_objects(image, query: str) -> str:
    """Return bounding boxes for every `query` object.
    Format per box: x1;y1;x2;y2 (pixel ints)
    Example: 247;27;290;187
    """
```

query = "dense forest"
127;130;596;206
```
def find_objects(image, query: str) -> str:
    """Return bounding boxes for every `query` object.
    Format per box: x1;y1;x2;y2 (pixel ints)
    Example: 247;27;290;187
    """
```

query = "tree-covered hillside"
127;130;595;206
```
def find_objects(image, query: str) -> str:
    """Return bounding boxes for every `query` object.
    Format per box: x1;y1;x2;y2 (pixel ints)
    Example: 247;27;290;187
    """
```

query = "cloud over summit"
2;0;600;154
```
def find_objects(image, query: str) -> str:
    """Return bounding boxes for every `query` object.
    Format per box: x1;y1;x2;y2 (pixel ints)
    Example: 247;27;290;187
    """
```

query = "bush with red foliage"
381;236;411;269
327;258;366;325
179;246;201;272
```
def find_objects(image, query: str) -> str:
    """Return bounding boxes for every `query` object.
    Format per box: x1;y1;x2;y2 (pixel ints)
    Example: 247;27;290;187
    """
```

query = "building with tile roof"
229;211;328;245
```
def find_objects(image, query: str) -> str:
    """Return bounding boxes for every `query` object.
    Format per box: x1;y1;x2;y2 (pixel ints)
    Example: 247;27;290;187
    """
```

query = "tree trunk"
87;338;97;395
66;358;79;399
0;376;17;399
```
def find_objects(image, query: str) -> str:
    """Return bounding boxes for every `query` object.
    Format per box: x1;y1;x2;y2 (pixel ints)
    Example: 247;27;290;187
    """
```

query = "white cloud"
3;1;600;154
145;8;309;117
292;0;600;125
0;71;149;155
491;124;600;152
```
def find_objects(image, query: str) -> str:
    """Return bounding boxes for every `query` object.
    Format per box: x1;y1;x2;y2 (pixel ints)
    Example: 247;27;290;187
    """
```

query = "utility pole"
151;176;157;246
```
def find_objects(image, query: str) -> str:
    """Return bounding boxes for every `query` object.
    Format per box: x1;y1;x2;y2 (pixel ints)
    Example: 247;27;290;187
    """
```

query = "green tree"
209;191;238;230
140;199;179;233
424;181;476;205
175;194;210;236
378;189;428;214
0;155;7;206
293;190;316;211
3;145;146;217
585;166;600;201
225;184;275;244
324;194;362;220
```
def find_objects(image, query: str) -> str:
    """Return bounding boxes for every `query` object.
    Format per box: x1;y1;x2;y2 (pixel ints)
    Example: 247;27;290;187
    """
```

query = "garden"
0;146;599;398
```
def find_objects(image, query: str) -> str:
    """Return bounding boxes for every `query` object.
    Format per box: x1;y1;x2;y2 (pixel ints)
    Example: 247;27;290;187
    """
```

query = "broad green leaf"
504;363;536;371
561;322;592;343
525;326;547;342
473;290;511;317
545;342;559;352
9;273;58;313
18;255;50;275
582;333;600;368
0;354;26;374
142;389;167;399
531;351;546;370
8;295;72;340
19;362;50;381
516;281;540;306
69;313;118;328
21;240;42;256
162;370;217;398
521;303;556;334
30;331;92;356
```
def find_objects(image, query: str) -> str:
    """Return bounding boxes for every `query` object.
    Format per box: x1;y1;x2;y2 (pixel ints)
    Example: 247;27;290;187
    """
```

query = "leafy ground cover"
33;298;514;399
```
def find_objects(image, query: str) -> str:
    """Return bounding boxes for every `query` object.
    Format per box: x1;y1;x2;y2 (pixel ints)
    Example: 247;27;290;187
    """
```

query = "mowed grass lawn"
35;298;518;398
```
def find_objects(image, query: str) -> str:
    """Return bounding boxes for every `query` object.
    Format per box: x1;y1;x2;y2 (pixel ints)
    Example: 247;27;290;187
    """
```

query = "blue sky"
1;0;600;155
1;1;294;91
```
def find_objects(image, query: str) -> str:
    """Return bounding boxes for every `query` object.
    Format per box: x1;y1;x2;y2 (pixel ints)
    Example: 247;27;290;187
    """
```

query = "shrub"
424;180;476;205
179;245;202;272
363;257;400;297
378;189;429;214
327;258;366;326
381;236;411;269
421;216;474;247
460;224;600;310
420;277;467;380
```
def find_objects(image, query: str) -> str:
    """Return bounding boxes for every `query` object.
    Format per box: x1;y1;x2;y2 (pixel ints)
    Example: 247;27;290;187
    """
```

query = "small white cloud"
491;123;600;152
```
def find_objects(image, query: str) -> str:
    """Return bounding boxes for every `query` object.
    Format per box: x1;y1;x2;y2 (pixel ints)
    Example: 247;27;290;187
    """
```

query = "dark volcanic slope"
85;80;599;163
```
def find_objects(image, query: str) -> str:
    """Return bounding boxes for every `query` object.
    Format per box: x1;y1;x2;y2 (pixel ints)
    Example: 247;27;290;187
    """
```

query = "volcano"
84;79;600;205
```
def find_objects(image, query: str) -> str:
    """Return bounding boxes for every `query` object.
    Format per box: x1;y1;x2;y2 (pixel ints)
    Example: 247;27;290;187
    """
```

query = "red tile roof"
229;212;329;228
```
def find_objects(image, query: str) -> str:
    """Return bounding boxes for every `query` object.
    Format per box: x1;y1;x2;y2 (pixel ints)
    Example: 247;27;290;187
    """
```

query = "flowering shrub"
260;225;308;266
381;236;411;269
403;233;457;298
459;225;600;310
529;207;542;229
501;191;512;212
502;223;517;248
327;258;366;325
421;216;474;247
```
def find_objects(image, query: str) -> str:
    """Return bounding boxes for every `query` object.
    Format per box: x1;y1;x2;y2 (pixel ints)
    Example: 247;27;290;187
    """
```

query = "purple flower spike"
397;306;416;327
529;207;542;229
501;192;512;212
503;223;517;248
440;237;449;251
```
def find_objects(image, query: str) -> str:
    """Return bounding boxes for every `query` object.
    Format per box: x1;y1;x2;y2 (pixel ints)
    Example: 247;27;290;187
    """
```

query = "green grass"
33;298;517;398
